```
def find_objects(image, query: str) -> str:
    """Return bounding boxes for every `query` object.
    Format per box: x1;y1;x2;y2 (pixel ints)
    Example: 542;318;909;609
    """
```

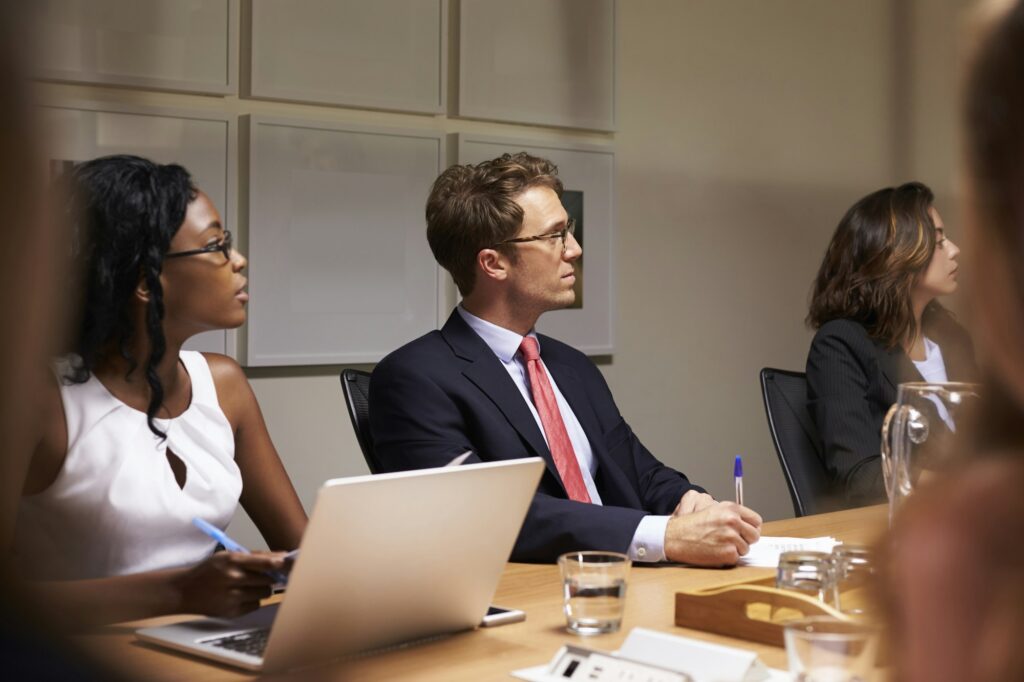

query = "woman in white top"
15;155;306;626
803;182;978;507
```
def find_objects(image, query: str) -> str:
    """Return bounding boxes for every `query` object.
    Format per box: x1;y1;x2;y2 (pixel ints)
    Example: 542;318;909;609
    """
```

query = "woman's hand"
172;551;288;618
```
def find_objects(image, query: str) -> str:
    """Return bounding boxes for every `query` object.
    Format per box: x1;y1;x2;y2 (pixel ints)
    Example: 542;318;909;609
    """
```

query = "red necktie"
519;337;592;503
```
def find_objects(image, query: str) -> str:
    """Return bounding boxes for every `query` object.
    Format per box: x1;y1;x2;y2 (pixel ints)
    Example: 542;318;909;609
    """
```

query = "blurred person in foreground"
0;3;125;677
887;1;1024;680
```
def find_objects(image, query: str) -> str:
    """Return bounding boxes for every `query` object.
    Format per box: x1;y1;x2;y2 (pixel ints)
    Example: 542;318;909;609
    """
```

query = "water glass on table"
784;617;879;682
776;551;835;603
558;551;630;635
830;544;875;616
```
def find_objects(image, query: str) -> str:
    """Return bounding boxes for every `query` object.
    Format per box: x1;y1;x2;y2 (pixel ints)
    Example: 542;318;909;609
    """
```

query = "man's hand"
663;502;763;567
672;490;717;515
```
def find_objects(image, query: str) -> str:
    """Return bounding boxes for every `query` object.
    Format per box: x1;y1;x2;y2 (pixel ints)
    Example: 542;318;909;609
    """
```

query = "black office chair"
759;368;834;517
340;369;381;474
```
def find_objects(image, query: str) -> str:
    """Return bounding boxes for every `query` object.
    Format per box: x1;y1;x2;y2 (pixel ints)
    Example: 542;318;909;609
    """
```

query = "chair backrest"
339;369;381;474
759;368;833;517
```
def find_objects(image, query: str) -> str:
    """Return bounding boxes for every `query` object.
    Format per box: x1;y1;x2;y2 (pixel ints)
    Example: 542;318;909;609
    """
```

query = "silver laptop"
137;458;544;674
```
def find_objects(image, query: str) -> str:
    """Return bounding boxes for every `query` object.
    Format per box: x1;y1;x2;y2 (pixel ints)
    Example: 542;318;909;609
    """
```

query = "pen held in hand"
192;518;290;584
192;517;249;553
734;455;744;507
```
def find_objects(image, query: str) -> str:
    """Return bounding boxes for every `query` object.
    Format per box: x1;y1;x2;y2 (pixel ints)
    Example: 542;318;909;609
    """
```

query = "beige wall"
604;0;973;524
38;0;973;548
609;0;896;523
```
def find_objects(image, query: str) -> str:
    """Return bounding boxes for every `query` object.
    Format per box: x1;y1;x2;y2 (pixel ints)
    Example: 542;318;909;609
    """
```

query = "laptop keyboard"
204;629;270;657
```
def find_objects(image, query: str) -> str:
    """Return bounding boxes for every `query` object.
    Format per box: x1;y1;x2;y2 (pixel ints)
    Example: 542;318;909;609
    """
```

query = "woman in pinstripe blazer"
804;182;978;508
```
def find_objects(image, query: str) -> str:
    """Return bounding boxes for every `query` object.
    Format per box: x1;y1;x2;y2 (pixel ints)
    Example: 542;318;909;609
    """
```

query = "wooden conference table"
76;505;887;681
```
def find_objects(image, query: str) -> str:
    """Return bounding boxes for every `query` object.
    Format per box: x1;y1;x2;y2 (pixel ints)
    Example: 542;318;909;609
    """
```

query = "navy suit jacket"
369;310;703;562
806;316;978;507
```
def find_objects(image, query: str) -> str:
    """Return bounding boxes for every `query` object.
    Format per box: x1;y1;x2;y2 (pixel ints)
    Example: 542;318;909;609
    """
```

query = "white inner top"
911;336;949;383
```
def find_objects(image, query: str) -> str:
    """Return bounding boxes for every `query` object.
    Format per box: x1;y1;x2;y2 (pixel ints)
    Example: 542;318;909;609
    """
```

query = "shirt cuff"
628;515;669;563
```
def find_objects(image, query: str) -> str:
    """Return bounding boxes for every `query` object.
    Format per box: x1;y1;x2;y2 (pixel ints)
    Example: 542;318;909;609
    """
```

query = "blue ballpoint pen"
193;517;249;553
734;455;744;506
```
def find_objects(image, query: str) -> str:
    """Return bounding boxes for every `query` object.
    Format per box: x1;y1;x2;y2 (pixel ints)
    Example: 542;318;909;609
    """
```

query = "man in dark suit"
370;152;762;564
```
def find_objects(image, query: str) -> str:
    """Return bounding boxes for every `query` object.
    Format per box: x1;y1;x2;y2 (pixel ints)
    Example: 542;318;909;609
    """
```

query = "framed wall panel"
40;100;237;355
34;0;237;95
249;0;446;114
246;116;444;366
458;134;615;354
458;0;615;131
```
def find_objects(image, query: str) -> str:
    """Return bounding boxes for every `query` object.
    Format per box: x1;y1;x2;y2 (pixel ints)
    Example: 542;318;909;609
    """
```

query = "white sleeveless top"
13;351;242;580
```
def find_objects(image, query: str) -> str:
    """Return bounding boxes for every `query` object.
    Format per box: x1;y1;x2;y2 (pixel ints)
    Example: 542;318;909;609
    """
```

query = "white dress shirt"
457;307;669;562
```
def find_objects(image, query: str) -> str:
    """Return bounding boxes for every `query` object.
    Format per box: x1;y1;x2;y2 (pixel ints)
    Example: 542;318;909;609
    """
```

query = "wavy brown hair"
806;182;947;349
426;152;563;296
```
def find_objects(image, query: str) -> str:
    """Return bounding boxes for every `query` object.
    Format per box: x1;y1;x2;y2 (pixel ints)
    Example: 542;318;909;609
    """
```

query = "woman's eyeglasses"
165;231;234;263
492;218;576;254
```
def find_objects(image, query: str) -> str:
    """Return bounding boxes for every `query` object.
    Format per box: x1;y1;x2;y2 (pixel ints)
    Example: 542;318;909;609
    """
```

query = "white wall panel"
249;0;446;114
459;0;615;130
246;116;444;366
35;0;237;94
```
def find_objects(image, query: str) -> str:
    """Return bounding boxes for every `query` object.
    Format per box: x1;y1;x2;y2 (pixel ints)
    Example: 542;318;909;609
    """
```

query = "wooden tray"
675;577;853;647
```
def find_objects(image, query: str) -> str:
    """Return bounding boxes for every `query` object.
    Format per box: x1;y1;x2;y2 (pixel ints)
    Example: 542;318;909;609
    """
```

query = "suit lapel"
544;345;642;508
440;312;564;489
930;323;977;382
876;340;922;393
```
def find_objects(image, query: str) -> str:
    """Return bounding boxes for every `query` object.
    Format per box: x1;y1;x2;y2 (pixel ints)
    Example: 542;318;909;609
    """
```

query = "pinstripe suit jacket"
806;317;978;507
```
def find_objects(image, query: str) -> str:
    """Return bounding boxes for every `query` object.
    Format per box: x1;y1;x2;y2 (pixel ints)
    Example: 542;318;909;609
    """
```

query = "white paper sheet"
738;536;840;568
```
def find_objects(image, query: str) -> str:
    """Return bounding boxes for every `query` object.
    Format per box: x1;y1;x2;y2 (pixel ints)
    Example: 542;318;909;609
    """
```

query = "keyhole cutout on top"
166;448;188;490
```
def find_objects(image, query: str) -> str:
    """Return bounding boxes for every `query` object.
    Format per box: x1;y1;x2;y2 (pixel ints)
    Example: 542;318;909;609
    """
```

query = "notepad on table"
739;536;839;567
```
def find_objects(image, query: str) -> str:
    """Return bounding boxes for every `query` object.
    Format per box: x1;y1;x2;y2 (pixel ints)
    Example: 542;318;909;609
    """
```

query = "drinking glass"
881;382;981;525
776;551;835;603
784;617;879;682
830;544;874;617
558;551;630;635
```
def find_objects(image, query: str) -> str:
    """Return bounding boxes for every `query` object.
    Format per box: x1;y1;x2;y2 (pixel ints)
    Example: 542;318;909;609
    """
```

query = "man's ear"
477;248;510;283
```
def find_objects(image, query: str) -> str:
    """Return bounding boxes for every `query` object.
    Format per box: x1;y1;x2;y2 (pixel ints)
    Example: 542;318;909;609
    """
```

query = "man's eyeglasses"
165;231;234;263
492;218;576;254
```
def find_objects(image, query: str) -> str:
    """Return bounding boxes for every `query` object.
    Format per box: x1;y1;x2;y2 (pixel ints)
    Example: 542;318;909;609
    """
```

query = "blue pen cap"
733;455;743;477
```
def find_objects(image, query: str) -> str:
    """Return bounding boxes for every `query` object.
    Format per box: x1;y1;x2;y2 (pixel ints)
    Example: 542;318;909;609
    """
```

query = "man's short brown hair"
426;152;563;296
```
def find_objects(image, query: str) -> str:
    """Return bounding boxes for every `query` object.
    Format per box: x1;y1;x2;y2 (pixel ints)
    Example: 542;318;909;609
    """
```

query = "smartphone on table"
481;605;526;627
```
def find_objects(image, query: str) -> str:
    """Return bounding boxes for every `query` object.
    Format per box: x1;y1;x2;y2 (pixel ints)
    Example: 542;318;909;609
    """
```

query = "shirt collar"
457;306;539;363
920;336;940;361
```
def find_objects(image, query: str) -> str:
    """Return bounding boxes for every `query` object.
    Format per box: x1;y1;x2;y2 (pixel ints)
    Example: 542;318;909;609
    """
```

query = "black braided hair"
61;155;197;439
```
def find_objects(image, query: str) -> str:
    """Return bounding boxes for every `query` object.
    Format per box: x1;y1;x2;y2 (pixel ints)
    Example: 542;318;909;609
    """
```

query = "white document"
738;536;839;568
510;628;790;682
